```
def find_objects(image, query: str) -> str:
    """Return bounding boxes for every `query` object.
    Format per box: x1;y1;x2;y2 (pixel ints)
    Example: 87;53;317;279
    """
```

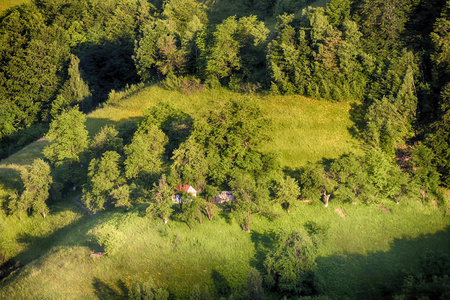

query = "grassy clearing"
0;0;30;14
1;200;448;299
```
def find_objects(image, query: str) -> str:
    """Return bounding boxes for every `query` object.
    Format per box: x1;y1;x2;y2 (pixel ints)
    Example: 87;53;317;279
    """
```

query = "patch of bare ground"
335;208;345;218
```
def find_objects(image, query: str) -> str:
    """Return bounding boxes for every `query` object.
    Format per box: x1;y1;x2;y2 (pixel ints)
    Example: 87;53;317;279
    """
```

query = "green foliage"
325;0;350;27
141;102;193;156
264;230;318;295
362;51;418;152
396;251;450;299
365;149;411;202
268;8;368;101
245;267;265;300
43;106;89;165
124;125;168;183
275;175;301;212
200;15;269;85
178;197;203;230
300;163;336;207
230;172;270;232
427;82;450;188
162;0;208;37
192;98;273;186
51;54;91;117
127;278;169;300
147;174;174;223
89;125;123;159
170;137;208;191
90;222;125;256
8;158;52;219
355;0;418;57
410;143;441;201
82;151;130;212
329;153;373;204
0;8;70;135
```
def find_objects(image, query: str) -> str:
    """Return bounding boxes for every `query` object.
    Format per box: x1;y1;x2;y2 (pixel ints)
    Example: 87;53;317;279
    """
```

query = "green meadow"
0;0;30;14
1;85;449;299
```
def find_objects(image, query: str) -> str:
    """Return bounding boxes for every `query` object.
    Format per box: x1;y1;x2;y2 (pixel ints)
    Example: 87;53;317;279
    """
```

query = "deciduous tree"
43;106;89;165
9;158;52;219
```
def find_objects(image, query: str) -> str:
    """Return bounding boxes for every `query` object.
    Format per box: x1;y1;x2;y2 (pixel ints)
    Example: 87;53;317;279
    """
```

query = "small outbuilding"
214;191;235;204
172;185;197;203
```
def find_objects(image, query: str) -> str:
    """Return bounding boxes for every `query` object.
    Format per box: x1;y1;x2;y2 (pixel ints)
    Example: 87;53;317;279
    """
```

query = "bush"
264;230;319;295
90;224;125;256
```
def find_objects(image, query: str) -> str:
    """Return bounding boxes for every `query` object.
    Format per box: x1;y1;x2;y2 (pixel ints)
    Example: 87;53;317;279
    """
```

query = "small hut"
214;191;235;204
172;185;197;203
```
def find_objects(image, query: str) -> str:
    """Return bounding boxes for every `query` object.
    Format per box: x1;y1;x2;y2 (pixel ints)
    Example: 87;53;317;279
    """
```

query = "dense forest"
1;0;450;299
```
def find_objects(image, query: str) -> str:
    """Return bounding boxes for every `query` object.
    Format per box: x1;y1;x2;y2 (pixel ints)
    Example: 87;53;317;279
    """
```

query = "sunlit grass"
1;84;448;299
1;200;448;299
0;0;30;14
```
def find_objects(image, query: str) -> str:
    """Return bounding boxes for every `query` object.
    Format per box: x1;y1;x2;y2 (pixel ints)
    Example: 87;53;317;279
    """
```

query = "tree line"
3;0;450;232
0;0;449;186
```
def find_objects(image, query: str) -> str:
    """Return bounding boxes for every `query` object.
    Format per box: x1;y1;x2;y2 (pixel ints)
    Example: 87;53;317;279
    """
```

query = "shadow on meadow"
250;230;277;270
315;227;450;299
212;269;231;297
93;277;128;299
0;200;112;284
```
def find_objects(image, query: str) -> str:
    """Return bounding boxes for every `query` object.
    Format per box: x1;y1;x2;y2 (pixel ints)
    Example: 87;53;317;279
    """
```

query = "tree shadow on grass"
348;101;366;140
212;269;231;297
0;201;113;284
315;227;450;300
93;277;128;299
250;230;277;270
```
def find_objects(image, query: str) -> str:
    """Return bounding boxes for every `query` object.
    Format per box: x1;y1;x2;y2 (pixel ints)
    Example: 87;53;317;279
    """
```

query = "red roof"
175;185;192;192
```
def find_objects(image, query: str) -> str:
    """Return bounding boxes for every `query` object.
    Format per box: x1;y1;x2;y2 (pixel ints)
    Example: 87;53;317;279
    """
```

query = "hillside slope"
1;85;449;299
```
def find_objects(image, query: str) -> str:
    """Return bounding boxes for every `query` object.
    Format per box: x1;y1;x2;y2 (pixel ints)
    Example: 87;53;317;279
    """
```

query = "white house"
172;185;197;203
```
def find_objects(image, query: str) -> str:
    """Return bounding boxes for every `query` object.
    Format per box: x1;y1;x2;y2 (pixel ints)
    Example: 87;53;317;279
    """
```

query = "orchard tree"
82;151;130;212
230;172;270;232
169;137;208;192
141;102;193;156
300;163;336;207
9;158;52;219
411;143;441;201
192;98;271;186
329;153;374;204
147;174;174;224
124;124;168;183
264;230;318;295
43;106;89;166
365;149;411;203
275;175;301;212
89;125;123;159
